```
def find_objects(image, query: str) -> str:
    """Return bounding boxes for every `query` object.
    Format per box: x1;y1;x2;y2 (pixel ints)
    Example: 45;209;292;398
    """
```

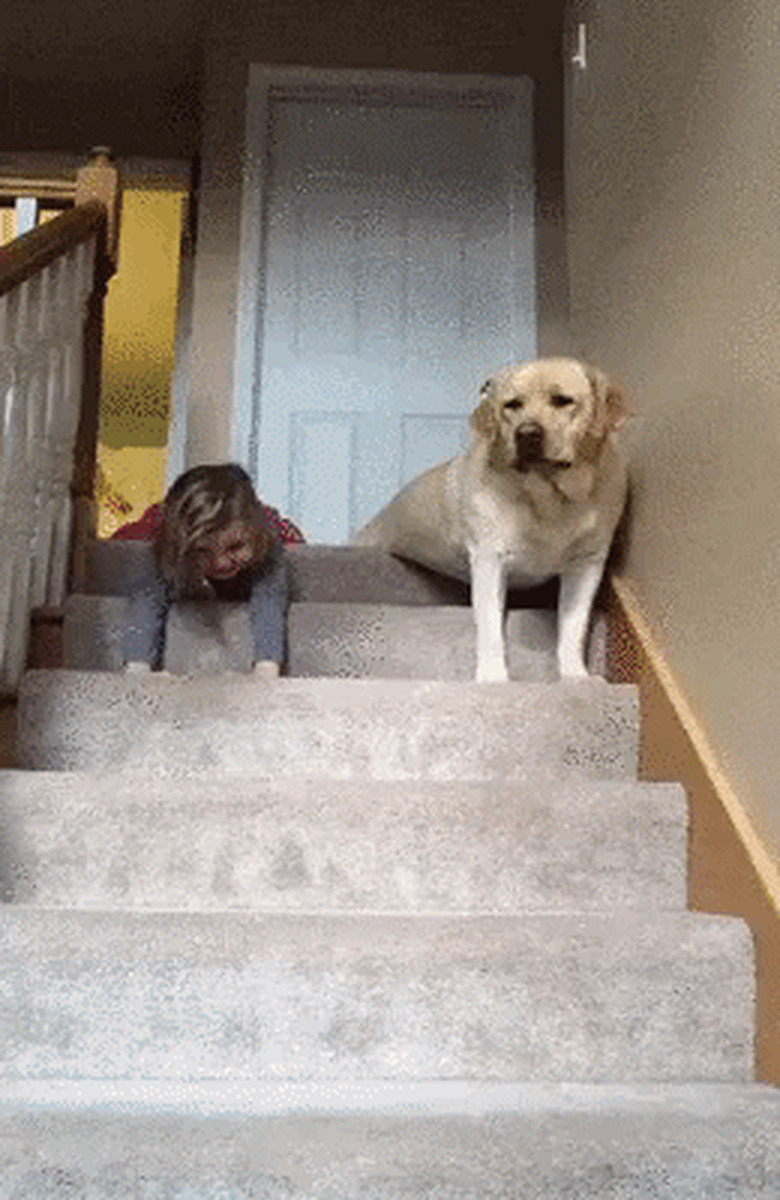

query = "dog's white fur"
353;358;628;681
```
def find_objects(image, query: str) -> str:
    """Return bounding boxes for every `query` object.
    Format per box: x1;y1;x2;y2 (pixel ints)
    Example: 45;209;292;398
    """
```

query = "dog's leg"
557;560;606;678
469;548;509;682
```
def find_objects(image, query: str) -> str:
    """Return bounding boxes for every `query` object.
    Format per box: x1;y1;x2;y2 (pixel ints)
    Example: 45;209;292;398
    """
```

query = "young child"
123;463;300;673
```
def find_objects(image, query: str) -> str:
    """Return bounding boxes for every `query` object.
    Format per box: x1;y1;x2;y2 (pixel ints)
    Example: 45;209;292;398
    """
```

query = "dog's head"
470;358;628;476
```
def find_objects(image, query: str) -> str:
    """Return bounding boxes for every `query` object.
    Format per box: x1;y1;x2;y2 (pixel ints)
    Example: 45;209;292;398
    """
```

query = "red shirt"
111;502;305;545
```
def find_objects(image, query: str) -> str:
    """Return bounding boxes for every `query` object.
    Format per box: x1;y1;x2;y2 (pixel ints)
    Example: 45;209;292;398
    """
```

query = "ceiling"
2;0;209;76
1;0;565;159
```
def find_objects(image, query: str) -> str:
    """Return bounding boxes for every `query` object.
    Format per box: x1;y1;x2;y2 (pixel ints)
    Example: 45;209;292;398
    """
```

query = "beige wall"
182;1;570;467
566;0;780;862
181;26;247;465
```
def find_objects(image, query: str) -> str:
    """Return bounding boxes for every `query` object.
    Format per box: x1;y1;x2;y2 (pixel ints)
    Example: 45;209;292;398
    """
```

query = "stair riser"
3;1089;780;1200
63;597;605;681
77;541;475;605
65;597;560;680
1;774;687;912
64;595;258;675
62;594;127;672
0;911;754;1083
288;604;560;681
17;674;639;780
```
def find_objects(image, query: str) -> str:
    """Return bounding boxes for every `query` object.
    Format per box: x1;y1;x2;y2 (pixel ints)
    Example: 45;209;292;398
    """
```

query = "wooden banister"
0;150;122;686
75;147;121;267
0;201;105;296
72;150;121;511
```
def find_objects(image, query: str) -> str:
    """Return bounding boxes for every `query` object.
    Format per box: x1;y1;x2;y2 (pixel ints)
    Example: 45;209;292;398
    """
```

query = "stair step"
0;771;687;912
76;538;156;597
0;909;753;1084
77;540;565;608
287;545;476;606
2;1082;779;1198
63;594;559;678
62;593;127;671
63;595;603;680
164;600;255;674
63;594;258;674
77;540;475;605
289;602;560;680
17;672;639;779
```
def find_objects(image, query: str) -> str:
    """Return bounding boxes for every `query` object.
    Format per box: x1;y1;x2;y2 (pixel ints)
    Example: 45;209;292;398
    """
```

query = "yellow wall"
97;188;184;536
0;209;16;243
0;204;67;244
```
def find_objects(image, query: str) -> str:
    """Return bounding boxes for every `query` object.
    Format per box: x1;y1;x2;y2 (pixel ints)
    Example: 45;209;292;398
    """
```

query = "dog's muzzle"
514;422;546;469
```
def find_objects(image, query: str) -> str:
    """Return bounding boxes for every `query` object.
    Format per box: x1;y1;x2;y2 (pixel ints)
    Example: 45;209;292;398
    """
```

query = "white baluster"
0;235;99;689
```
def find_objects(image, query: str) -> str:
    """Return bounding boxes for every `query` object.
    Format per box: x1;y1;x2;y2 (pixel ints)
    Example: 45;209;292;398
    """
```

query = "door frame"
231;62;535;469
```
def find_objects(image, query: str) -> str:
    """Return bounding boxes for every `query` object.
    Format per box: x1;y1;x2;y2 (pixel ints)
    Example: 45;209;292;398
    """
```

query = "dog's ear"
604;381;630;431
470;379;499;440
587;366;631;433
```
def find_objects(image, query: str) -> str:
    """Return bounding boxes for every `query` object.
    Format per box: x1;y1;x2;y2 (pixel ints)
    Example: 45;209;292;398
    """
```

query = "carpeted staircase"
1;544;779;1196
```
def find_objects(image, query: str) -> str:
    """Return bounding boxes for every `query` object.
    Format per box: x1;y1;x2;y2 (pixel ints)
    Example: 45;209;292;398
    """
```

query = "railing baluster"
0;155;119;692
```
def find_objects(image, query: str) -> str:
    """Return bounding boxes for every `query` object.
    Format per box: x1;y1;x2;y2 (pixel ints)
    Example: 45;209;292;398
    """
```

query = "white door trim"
232;62;534;467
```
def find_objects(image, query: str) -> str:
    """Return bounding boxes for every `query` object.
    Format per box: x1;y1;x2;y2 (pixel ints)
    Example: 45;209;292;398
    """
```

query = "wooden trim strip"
0;200;105;296
0;180;76;202
611;574;780;913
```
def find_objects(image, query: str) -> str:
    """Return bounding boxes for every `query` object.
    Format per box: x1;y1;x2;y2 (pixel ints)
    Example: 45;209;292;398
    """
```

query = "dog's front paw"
476;657;509;683
559;662;591;681
124;660;151;674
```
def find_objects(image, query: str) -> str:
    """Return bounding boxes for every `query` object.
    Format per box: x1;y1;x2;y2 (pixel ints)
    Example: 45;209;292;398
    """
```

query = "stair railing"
0;150;120;693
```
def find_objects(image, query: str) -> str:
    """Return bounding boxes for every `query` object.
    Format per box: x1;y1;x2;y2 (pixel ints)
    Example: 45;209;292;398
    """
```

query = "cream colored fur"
353;358;629;681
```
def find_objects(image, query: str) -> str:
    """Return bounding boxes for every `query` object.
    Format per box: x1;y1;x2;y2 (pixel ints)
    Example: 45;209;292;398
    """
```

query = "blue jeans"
124;550;289;669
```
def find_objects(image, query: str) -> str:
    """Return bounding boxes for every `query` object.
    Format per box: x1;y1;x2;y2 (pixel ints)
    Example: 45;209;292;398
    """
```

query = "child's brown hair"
154;463;275;598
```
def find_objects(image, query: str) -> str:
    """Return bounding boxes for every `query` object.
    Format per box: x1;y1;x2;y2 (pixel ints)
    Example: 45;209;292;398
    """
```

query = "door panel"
290;411;356;545
237;69;535;542
401;415;465;487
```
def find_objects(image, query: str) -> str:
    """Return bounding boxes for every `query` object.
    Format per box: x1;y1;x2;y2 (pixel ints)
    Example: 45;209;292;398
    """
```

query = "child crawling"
122;463;303;674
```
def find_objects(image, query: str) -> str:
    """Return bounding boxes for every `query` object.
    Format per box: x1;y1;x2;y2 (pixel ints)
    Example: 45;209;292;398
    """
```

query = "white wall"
566;0;780;859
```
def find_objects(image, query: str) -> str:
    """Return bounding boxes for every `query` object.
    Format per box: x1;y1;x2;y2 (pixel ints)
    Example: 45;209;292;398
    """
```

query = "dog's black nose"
515;422;545;465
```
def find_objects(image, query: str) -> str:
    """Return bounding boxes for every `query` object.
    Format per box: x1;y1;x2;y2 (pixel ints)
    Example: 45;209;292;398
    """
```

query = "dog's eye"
503;398;524;412
550;393;575;409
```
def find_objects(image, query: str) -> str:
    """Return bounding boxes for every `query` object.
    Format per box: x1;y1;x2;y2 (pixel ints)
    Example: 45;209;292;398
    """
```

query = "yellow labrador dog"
353;358;628;681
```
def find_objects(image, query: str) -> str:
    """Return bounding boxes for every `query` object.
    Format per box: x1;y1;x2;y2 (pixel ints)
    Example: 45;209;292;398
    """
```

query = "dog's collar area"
511;457;592;503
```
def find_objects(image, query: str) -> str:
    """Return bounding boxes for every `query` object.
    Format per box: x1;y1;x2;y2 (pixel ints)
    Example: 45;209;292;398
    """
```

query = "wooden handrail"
0;200;106;297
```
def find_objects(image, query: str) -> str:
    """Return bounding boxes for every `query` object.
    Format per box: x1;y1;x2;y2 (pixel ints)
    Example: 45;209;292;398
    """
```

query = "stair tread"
288;601;564;680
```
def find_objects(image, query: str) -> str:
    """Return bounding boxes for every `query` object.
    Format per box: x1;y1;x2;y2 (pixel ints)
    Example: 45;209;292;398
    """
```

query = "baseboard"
606;574;780;1084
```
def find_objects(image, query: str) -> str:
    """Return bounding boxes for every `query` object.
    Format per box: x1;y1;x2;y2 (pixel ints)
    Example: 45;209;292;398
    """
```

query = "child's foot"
253;660;280;678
